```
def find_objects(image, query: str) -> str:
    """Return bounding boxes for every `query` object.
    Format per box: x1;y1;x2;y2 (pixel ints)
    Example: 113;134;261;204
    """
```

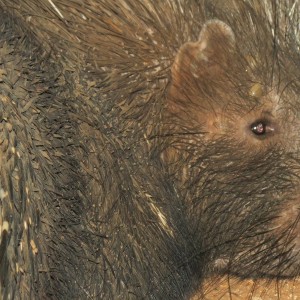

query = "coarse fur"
0;9;84;299
0;1;299;299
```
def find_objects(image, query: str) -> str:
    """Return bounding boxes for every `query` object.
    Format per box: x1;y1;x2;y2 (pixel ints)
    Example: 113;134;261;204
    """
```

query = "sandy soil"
191;277;300;300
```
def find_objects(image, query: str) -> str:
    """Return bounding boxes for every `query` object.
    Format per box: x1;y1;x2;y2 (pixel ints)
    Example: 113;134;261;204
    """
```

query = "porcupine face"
163;2;300;280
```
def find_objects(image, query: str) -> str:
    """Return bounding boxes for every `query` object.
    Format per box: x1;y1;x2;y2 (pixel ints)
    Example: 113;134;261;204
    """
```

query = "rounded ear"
171;20;236;86
167;20;236;118
197;20;235;60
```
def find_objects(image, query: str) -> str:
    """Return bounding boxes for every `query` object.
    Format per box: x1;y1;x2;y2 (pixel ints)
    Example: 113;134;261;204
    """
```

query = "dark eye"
251;121;266;135
250;120;274;137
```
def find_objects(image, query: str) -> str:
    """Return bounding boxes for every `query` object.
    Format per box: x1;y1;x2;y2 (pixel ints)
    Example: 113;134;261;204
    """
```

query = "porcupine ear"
168;20;236;119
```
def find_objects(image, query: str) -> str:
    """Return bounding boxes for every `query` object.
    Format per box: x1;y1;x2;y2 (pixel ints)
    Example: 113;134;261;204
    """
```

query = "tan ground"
191;277;300;300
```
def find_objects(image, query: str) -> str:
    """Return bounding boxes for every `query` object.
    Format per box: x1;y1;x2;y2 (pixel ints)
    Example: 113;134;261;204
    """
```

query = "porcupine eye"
251;121;266;135
250;119;274;137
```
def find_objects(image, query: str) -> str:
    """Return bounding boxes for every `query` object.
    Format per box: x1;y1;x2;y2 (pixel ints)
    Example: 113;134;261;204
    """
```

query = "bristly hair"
0;1;299;300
